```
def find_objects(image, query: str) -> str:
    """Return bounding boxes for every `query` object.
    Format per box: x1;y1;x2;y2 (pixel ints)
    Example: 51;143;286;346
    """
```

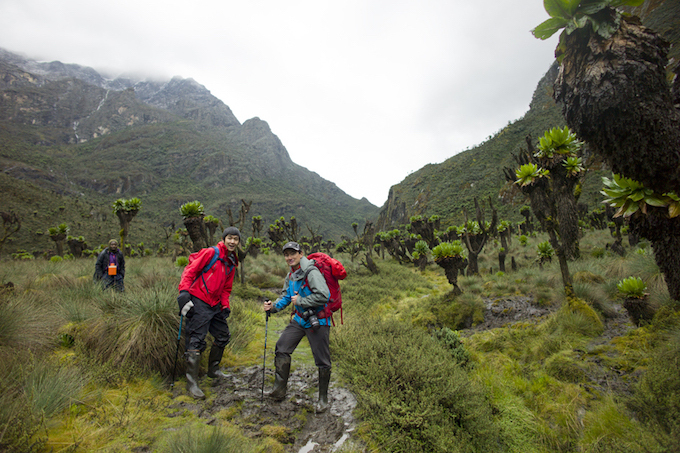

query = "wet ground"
169;364;359;452
168;295;634;452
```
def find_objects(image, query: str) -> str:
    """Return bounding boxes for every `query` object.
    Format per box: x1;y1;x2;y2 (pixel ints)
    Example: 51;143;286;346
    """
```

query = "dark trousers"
185;298;231;352
101;275;124;291
275;320;331;369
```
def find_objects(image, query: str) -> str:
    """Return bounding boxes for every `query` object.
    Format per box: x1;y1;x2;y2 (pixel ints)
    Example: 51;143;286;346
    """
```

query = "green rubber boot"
317;367;331;413
207;344;229;379
268;355;291;400
185;351;205;399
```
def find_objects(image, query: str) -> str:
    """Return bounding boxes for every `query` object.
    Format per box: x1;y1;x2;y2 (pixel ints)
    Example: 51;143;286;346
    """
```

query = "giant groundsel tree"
533;0;680;300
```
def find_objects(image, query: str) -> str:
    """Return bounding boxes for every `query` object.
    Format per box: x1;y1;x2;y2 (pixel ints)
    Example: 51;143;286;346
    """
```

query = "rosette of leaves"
497;220;510;234
515;163;550;187
617;276;647;298
413;240;430;271
617;276;655;326
48;223;69;239
536;241;555;266
536;126;583;159
459;220;487;236
432;241;467;294
48;223;69;256
532;0;644;61
246;236;263;259
563;156;584;177
601;174;680;218
179;201;205;218
180;201;208;251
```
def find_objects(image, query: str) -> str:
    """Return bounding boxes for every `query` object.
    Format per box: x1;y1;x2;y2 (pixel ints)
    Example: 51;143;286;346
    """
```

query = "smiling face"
223;234;240;252
283;249;303;269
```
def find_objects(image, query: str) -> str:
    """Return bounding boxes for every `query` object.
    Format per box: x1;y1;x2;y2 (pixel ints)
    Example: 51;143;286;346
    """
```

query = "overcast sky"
0;0;559;207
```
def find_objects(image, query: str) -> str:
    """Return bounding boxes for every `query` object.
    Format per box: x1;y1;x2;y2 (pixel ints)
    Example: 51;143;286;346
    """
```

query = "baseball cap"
282;241;301;253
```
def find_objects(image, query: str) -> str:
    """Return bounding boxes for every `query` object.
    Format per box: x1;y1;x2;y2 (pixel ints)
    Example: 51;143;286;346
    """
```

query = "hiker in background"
263;241;332;413
93;239;125;291
177;227;240;399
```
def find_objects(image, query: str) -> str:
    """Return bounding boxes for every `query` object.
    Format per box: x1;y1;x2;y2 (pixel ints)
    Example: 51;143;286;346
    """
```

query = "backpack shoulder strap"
204;246;221;271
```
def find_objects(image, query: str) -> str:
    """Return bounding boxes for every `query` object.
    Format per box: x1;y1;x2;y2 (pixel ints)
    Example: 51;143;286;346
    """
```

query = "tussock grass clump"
544;350;587;383
627;328;680;450
156;423;275;452
23;359;88;420
333;318;503;452
81;288;180;375
413;291;485;330
0;357;88;451
571;282;617;318
0;291;62;353
579;395;662;453
545;298;604;338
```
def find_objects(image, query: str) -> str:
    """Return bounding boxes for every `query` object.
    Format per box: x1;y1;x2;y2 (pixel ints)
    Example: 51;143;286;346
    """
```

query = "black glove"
177;291;192;316
222;307;231;320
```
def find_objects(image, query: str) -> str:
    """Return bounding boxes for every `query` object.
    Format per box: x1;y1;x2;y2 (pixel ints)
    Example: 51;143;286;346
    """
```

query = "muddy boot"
317;367;331;413
268;355;291;400
185;351;205;399
207;344;229;379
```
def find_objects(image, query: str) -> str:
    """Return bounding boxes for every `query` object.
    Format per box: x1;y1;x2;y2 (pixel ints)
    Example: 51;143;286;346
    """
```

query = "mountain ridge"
0;48;377;254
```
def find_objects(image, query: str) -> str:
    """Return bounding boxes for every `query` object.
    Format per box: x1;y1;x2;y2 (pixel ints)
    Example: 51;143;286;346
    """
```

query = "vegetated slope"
378;0;678;231
0;49;378;254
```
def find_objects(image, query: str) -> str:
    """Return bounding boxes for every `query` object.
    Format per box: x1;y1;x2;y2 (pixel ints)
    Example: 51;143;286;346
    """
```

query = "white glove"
181;301;194;316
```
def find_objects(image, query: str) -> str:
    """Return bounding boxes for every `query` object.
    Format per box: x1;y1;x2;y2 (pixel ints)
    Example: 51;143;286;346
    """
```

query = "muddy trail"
169;364;358;452
168;296;634;452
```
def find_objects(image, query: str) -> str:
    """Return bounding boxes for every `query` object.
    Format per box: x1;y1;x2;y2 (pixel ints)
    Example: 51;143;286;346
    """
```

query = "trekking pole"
261;310;270;401
170;315;183;389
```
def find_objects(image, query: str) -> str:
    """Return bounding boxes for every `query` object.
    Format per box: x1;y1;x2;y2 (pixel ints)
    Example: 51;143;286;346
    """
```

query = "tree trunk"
555;14;680;300
555;16;680;196
630;212;680;301
184;216;207;252
435;256;466;295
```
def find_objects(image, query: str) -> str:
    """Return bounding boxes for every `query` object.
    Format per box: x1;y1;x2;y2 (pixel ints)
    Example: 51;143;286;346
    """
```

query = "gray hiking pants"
275;320;331;369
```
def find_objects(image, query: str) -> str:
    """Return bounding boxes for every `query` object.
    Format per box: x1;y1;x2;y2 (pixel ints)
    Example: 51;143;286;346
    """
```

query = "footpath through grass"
1;232;680;451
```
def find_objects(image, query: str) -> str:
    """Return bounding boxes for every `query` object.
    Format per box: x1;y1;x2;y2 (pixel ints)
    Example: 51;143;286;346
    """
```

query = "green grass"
0;229;679;451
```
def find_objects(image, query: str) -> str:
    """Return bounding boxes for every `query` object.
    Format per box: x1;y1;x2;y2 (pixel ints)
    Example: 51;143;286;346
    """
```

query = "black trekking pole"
170;315;183;389
261;309;270;401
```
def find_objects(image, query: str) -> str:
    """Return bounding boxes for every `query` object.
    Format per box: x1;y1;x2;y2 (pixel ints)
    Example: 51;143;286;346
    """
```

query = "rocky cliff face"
0;48;377;250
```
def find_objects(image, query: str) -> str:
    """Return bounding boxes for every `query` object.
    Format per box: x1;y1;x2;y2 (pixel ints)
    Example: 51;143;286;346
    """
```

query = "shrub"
627;329;680;450
432;327;471;368
175;256;189;267
333;318;502;452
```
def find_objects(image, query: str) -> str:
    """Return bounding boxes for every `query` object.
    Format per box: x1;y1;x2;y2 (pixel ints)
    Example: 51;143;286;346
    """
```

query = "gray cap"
282;241;301;252
222;226;241;240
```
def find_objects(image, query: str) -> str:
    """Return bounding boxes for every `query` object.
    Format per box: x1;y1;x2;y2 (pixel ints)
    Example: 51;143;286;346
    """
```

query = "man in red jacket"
177;227;240;399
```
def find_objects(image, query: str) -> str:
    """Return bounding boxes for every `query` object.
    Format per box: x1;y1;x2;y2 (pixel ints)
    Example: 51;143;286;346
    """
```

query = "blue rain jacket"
273;256;331;328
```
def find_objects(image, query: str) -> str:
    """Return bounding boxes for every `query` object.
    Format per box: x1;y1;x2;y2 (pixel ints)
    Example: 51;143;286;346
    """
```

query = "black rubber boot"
268;355;291;400
185;351;205;400
317;367;331;413
207;344;229;379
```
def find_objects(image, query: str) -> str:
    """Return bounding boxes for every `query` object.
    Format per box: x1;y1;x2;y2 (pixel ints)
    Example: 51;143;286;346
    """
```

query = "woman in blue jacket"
263;241;332;412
